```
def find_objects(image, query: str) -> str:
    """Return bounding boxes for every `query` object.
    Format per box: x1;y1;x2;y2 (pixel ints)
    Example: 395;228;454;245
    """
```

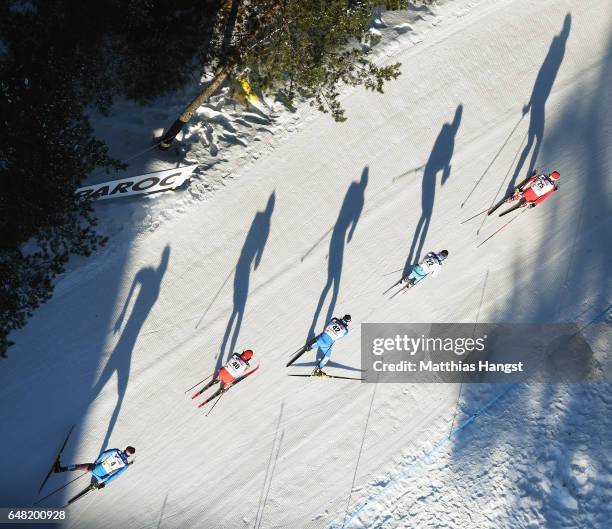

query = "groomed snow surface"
1;1;611;528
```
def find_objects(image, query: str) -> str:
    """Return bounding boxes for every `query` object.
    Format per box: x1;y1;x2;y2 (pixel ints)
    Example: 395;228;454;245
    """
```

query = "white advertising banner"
76;165;198;201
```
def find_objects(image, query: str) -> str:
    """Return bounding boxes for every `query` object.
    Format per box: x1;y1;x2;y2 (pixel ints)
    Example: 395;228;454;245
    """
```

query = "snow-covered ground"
1;1;611;528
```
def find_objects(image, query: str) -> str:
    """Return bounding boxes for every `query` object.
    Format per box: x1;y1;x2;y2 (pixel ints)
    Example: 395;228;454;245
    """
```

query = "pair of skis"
286;341;363;380
459;198;521;224
36;426;95;507
37;425;75;496
488;171;537;216
289;371;363;381
383;276;416;299
462;171;536;224
62;460;134;506
486;195;526;218
188;365;260;411
65;484;96;506
475;179;531;248
461;172;536;247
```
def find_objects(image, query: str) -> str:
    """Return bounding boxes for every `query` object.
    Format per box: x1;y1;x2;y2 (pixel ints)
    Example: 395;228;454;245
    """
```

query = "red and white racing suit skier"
510;170;560;209
217;350;254;390
191;350;257;405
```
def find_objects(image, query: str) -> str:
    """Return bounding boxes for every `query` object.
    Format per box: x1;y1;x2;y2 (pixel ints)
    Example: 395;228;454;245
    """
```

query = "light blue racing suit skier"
404;251;448;286
90;449;131;486
311;315;351;371
56;446;135;488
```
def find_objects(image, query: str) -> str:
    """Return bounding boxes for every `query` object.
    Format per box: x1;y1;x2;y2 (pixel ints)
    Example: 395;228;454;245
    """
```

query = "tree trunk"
159;63;233;149
158;1;281;150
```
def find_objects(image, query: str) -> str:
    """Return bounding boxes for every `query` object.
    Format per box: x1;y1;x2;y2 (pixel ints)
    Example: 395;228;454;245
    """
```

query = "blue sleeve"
95;449;119;465
101;464;128;485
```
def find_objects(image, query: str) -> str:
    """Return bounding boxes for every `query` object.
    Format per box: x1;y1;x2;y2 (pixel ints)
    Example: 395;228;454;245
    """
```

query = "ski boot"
312;366;327;377
402;277;417;289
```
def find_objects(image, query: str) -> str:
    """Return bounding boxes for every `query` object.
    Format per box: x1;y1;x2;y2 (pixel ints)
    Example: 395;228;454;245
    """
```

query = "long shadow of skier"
217;193;275;371
306;168;368;342
92;245;170;453
403;105;462;275
507;14;571;194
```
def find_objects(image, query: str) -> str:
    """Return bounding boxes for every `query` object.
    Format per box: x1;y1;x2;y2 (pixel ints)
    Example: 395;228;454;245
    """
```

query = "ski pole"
390;284;410;299
476;208;526;248
382;267;404;277
287;344;307;358
66;484;95;506
34;472;88;506
184;373;214;394
205;391;225;417
460;113;525;208
383;278;403;295
461;207;491;224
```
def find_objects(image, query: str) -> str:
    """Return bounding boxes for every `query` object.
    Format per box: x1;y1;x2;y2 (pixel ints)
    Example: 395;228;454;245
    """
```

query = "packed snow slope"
1;1;611;528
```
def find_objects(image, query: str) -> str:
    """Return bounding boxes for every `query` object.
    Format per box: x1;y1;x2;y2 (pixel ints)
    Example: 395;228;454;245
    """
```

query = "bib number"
225;355;247;378
325;322;345;340
531;176;553;197
101;453;125;475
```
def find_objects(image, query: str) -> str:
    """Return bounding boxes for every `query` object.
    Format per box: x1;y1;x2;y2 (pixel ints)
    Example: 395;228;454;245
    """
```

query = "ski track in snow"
1;1;611;529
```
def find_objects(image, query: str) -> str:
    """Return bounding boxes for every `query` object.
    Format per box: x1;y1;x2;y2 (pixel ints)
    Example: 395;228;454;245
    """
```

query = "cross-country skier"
488;170;560;217
308;315;351;376
193;350;255;398
508;170;559;209
217;350;254;390
54;446;135;489
401;250;448;288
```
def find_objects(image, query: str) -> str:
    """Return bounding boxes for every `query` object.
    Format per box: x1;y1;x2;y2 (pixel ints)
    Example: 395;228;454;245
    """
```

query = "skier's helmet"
439;250;449;261
125;446;136;455
342;314;352;325
241;349;254;362
549;171;560;181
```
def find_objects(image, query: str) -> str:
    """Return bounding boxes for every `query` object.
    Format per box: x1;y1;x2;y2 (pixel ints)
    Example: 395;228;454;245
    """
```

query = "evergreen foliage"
210;1;431;121
0;1;119;356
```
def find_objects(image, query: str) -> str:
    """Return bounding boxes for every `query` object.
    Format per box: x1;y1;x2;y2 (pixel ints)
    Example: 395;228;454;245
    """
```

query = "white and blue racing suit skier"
402;250;448;287
309;315;351;375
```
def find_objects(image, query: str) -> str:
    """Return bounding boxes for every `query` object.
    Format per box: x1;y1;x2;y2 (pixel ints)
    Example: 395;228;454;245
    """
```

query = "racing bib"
224;355;248;378
324;320;347;341
101;452;126;475
421;254;440;275
529;176;555;197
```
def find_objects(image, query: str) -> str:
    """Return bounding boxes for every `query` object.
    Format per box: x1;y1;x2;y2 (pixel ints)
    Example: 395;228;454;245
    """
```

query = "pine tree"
159;0;431;146
246;0;417;121
0;1;122;356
